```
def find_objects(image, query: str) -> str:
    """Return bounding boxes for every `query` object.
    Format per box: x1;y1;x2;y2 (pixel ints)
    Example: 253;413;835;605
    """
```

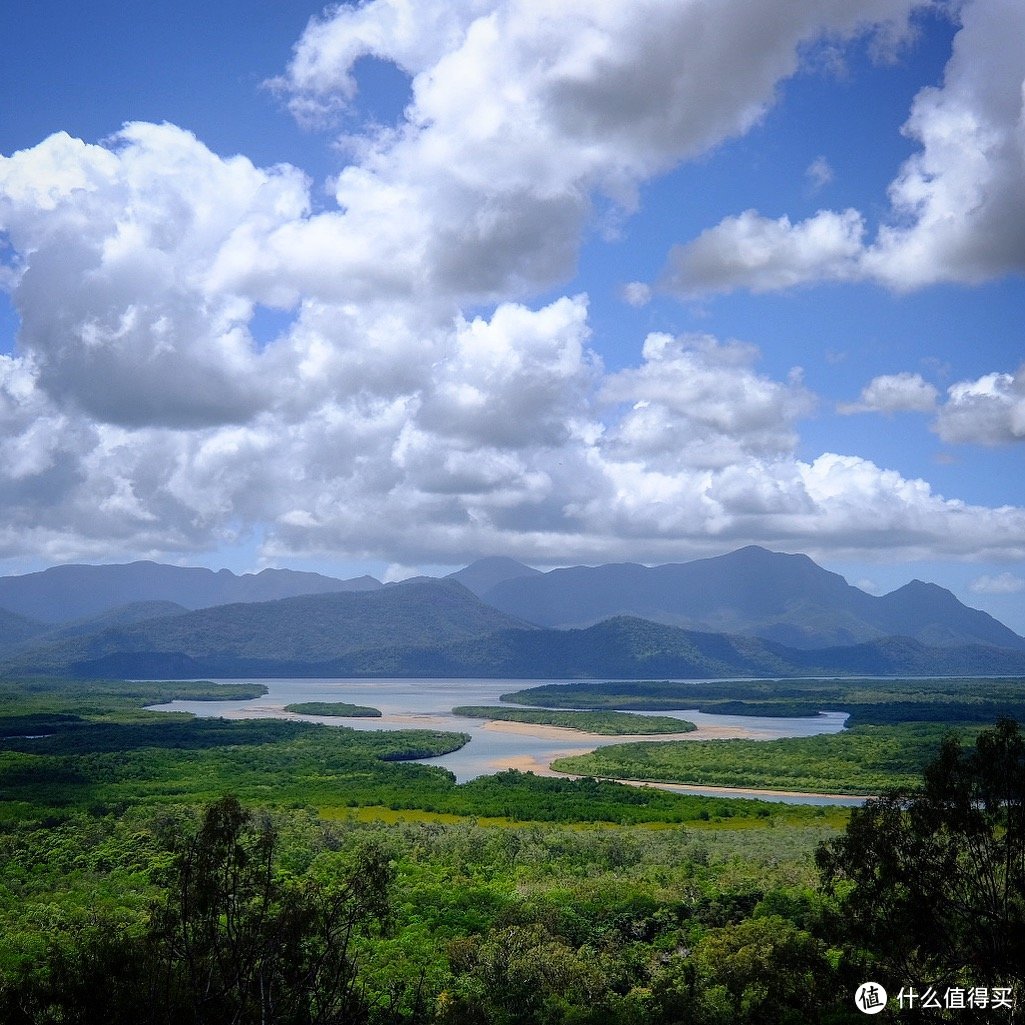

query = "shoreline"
500;753;869;802
182;703;767;742
477;718;760;741
158;700;864;803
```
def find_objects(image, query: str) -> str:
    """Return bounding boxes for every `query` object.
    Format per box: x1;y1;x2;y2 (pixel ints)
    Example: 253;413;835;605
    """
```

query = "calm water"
153;677;861;805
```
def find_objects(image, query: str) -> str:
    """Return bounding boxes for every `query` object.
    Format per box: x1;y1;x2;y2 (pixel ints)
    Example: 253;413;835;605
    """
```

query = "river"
152;677;862;805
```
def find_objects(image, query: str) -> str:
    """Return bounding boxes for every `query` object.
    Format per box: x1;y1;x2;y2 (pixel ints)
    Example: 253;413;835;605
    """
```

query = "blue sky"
2;0;1025;631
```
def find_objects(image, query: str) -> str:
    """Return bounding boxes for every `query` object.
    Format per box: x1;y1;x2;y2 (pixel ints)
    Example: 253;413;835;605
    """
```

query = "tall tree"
147;795;394;1025
818;718;1025;1014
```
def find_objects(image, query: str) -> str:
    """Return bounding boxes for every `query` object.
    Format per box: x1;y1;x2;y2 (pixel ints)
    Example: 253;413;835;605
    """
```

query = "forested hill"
8;595;1025;680
407;618;1025;681
2;547;1021;657
1;578;536;678
0;606;48;650
478;546;1025;650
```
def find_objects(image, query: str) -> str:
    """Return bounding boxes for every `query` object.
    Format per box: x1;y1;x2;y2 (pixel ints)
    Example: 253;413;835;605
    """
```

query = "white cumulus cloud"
2;0;1025;572
838;372;940;415
659;0;1025;296
837;364;1025;445
0;124;310;428
269;0;929;305
602;332;816;470
662;208;866;296
933;365;1025;444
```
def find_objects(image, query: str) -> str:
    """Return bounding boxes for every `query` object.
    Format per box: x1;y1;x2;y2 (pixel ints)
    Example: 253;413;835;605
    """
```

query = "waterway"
153;677;862;805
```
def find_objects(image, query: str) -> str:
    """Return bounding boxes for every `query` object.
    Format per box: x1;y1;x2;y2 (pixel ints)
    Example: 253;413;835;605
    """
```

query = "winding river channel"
154;677;862;805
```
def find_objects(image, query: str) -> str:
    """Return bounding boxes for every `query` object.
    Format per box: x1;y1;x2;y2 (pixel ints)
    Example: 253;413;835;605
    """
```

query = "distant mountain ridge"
2;578;535;677
0;547;1022;679
478;546;1025;651
0;607;48;651
0;561;381;624
446;556;540;597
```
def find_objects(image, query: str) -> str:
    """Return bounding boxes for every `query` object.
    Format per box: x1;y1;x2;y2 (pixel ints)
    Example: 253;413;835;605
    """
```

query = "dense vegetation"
528;678;1025;795
0;678;825;828
285;701;382;717
504;676;1025;725
451;705;696;734
1;676;1022;1021
0;795;851;1024
553;723;966;795
4;721;1023;1022
0;678;268;720
818;718;1025;1012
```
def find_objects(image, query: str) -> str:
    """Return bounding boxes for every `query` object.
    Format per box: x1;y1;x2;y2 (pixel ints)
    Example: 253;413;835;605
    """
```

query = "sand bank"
478;718;763;742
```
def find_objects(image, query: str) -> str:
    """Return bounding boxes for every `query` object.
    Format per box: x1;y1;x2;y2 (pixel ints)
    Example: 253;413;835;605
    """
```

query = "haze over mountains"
0;546;1022;679
0;561;380;624
474;547;1025;651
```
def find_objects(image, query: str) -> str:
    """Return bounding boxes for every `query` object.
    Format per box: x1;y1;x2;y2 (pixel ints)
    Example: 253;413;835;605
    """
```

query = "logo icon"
855;982;888;1014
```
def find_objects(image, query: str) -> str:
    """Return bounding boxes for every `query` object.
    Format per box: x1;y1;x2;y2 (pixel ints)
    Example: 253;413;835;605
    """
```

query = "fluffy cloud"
0;124;310;428
602;333;815;469
838;364;1025;444
660;0;1025;296
933;365;1025;443
3;0;1025;571
269;0;928;305
662;209;866;296
865;0;1025;288
794;452;1025;557
838;372;940;415
4;316;1025;567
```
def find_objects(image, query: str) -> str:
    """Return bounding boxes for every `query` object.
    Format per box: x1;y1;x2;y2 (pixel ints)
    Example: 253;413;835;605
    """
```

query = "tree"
817;717;1025;1012
4;797;397;1025
147;795;394;1025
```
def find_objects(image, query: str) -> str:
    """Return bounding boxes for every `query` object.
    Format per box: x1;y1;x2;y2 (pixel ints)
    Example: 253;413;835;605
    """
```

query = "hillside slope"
4;578;535;676
481;546;1025;650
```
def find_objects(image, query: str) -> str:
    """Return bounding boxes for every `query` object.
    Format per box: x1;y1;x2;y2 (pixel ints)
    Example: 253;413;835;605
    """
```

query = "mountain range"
474;546;1025;650
0;561;380;625
0;546;1022;679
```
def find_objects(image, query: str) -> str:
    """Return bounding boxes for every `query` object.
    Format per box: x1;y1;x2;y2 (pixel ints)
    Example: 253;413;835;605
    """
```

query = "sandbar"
478;718;762;742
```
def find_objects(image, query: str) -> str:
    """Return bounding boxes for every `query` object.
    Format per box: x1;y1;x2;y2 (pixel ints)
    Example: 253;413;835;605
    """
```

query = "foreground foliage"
0;797;849;1024
819;717;1025;1013
1;796;393;1025
0;676;1022;1020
